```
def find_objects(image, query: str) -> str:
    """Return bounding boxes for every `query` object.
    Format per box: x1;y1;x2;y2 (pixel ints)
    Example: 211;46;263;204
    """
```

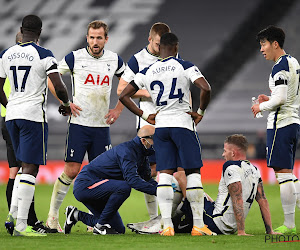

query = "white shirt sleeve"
224;165;242;186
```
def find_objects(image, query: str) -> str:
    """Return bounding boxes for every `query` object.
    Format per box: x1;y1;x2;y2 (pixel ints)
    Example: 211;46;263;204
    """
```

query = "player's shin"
276;173;296;228
157;173;174;229
16;174;36;232
48;172;73;219
10;170;22;219
293;174;300;209
172;176;183;217
186;173;204;228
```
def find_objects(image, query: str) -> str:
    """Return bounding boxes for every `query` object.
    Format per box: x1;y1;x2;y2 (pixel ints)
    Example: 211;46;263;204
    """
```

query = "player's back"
0;42;57;123
135;57;203;130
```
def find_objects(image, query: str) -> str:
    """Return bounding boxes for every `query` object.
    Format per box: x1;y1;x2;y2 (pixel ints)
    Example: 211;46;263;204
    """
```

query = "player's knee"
64;162;81;179
118;184;131;198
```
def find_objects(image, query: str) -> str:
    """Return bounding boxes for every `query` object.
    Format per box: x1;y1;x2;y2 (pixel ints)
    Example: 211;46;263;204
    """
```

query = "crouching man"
63;125;157;235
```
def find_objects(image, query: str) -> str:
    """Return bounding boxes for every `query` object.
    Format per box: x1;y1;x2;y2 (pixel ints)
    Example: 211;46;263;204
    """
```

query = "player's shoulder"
222;160;241;175
23;42;55;59
172;57;195;70
272;54;290;77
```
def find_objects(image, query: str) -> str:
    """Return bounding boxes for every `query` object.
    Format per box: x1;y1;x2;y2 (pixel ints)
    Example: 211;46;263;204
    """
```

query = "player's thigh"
154;128;178;171
171;128;203;169
6;119;48;165
65;123;91;163
267;124;299;169
87;127;111;162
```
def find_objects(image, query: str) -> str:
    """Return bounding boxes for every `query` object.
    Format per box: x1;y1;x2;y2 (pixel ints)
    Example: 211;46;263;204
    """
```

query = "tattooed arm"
228;181;252;236
255;181;279;234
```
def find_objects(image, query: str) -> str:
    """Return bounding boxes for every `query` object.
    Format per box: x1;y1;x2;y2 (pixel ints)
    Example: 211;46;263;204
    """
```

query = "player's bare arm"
0;77;8;108
188;77;211;125
48;72;71;116
228;181;253;236
105;77;125;125
117;77;151;98
255;182;280;235
48;77;82;117
119;81;155;125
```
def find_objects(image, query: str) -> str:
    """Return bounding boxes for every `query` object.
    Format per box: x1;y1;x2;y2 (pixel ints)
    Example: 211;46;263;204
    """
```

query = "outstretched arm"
255;182;280;234
228;181;252;236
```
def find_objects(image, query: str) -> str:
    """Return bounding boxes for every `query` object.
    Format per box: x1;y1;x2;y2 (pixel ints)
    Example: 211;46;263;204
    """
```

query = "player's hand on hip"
258;94;269;103
146;114;156;125
70;102;82;117
105;108;121;125
58;105;71;116
187;111;202;125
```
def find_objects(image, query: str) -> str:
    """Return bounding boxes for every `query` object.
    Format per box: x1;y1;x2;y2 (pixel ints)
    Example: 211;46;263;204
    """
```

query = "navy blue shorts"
65;124;111;163
154;127;203;171
267;123;300;169
6;119;48;165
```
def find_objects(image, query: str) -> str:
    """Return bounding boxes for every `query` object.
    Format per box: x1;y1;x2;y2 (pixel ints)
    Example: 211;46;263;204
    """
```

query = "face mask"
144;138;155;155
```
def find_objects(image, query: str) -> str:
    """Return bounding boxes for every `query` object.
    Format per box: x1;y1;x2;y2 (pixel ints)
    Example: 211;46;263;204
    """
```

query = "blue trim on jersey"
271;55;289;77
28;43;55;59
65;52;75;73
0;48;9;58
222;160;242;176
117;55;124;71
127;55;139;74
161;56;194;70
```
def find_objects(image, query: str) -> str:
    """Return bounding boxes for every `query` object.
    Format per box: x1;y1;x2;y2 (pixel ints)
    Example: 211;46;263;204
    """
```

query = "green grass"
0;184;299;249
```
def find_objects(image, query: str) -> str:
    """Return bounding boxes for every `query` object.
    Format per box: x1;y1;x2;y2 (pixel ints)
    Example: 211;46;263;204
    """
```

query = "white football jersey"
134;56;204;131
262;54;300;129
121;47;160;129
0;42;58;122
212;160;261;235
59;48;125;127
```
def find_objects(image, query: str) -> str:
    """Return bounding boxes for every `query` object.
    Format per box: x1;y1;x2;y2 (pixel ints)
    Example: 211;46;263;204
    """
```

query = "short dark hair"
224;134;248;153
256;25;285;48
160;32;179;47
149;22;171;38
21;14;42;34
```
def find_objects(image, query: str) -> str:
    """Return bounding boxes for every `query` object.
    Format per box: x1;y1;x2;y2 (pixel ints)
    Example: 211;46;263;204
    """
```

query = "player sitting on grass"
128;134;281;236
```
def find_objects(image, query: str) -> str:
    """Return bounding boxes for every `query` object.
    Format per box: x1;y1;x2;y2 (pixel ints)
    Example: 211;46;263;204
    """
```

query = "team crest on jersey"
227;170;233;178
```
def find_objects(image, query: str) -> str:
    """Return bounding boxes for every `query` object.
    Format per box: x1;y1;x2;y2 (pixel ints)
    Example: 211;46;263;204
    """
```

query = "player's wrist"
62;100;71;107
197;108;205;116
141;110;150;120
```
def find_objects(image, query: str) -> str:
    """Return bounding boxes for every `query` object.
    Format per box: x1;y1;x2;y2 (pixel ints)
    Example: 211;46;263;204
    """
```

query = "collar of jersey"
19;41;35;47
86;46;105;59
275;53;288;64
145;46;160;58
159;56;175;62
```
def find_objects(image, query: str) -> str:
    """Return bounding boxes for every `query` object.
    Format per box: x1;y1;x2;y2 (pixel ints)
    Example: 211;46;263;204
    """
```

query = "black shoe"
93;224;119;235
31;220;52;234
64;206;78;234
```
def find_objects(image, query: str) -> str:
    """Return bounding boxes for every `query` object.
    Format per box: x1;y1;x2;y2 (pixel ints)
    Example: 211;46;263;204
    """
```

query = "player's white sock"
9;170;22;219
157;173;174;229
48;172;73;218
16;174;36;232
144;193;158;219
292;174;300;209
186;173;204;228
171;176;183;217
276;173;296;228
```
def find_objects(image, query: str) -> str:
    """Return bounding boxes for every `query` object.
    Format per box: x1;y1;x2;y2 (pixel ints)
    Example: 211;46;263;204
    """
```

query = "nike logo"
66;208;74;225
178;224;189;230
94;227;107;235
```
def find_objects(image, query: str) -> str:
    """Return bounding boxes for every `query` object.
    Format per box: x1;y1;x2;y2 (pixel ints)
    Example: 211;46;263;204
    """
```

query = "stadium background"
0;0;300;183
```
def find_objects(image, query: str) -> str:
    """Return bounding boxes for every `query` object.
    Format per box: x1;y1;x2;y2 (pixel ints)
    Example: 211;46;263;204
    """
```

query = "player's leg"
293;174;300;209
154;128;176;236
144;161;158;219
9;120;47;236
267;125;298;234
173;127;214;236
46;124;87;232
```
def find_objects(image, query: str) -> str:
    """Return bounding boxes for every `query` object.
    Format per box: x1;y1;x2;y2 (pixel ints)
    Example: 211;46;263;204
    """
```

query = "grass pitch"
0;183;299;249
